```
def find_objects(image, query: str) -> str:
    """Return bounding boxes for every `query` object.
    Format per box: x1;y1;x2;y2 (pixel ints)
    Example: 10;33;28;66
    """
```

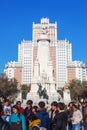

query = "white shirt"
71;109;82;124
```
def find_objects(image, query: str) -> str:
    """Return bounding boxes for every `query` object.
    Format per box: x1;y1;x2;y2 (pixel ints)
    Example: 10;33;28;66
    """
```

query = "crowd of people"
0;99;87;130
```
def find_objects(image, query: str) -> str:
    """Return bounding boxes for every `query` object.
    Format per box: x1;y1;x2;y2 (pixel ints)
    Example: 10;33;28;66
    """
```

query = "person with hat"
24;100;33;130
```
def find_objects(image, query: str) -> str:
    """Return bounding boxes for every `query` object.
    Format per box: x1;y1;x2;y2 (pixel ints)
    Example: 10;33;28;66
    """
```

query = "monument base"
26;90;62;104
63;88;71;105
26;82;63;104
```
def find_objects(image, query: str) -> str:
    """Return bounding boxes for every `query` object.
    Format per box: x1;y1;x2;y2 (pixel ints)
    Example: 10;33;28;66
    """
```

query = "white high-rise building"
33;18;57;41
56;40;72;88
4;18;87;94
67;61;87;81
4;61;22;87
18;40;33;84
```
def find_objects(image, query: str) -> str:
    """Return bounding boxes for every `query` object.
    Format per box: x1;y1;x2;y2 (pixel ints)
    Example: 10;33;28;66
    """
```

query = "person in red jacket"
16;101;24;114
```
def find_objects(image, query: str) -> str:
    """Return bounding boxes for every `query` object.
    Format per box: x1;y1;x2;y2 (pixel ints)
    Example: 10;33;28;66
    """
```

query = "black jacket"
0;117;10;130
24;107;32;130
50;110;59;130
53;111;68;130
24;107;32;119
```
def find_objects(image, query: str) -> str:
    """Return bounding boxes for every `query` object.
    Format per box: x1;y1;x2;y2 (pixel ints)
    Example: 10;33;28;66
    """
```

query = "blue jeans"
72;124;80;130
84;122;87;130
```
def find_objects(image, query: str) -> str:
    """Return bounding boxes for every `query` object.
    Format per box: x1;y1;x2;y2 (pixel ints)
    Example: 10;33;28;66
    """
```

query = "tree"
67;79;87;101
0;73;18;101
82;81;87;88
68;79;82;100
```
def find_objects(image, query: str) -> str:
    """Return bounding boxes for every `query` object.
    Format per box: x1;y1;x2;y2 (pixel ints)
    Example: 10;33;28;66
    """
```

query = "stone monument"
27;24;61;103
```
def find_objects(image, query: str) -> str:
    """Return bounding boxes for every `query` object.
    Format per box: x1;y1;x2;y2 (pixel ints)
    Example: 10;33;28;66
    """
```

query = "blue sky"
0;0;87;73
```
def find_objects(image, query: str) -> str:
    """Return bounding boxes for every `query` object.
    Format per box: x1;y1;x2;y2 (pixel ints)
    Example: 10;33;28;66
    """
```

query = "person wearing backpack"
37;101;50;130
0;104;10;130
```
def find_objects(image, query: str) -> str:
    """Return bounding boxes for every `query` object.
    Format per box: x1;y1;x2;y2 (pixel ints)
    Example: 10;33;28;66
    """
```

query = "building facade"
32;18;57;42
67;61;87;82
18;40;33;84
4;18;87;91
4;61;22;87
56;40;72;88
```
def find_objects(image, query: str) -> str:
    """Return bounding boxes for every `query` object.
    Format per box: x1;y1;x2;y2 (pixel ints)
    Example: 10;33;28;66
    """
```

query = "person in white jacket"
71;104;82;130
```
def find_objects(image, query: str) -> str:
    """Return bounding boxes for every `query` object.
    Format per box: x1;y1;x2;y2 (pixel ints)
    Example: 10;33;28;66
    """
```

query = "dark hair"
0;104;3;114
51;101;58;107
12;105;20;117
32;106;38;112
38;101;45;108
28;113;39;121
27;100;33;105
58;102;65;110
4;99;9;103
16;101;21;105
68;102;74;107
12;105;20;110
72;104;78;109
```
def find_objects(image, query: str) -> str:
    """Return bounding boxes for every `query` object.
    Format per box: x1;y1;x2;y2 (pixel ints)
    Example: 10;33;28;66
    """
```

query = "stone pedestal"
63;89;71;105
26;82;62;104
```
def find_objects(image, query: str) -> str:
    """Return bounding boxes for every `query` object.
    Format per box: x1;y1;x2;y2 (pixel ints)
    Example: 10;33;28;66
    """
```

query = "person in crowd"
24;100;33;130
83;104;87;130
9;105;26;130
49;101;58;130
37;101;50;130
2;99;11;122
28;113;41;130
32;106;38;115
67;102;74;130
77;101;83;129
71;104;82;130
78;101;83;113
0;104;10;130
16;101;24;114
53;102;68;130
24;100;33;118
